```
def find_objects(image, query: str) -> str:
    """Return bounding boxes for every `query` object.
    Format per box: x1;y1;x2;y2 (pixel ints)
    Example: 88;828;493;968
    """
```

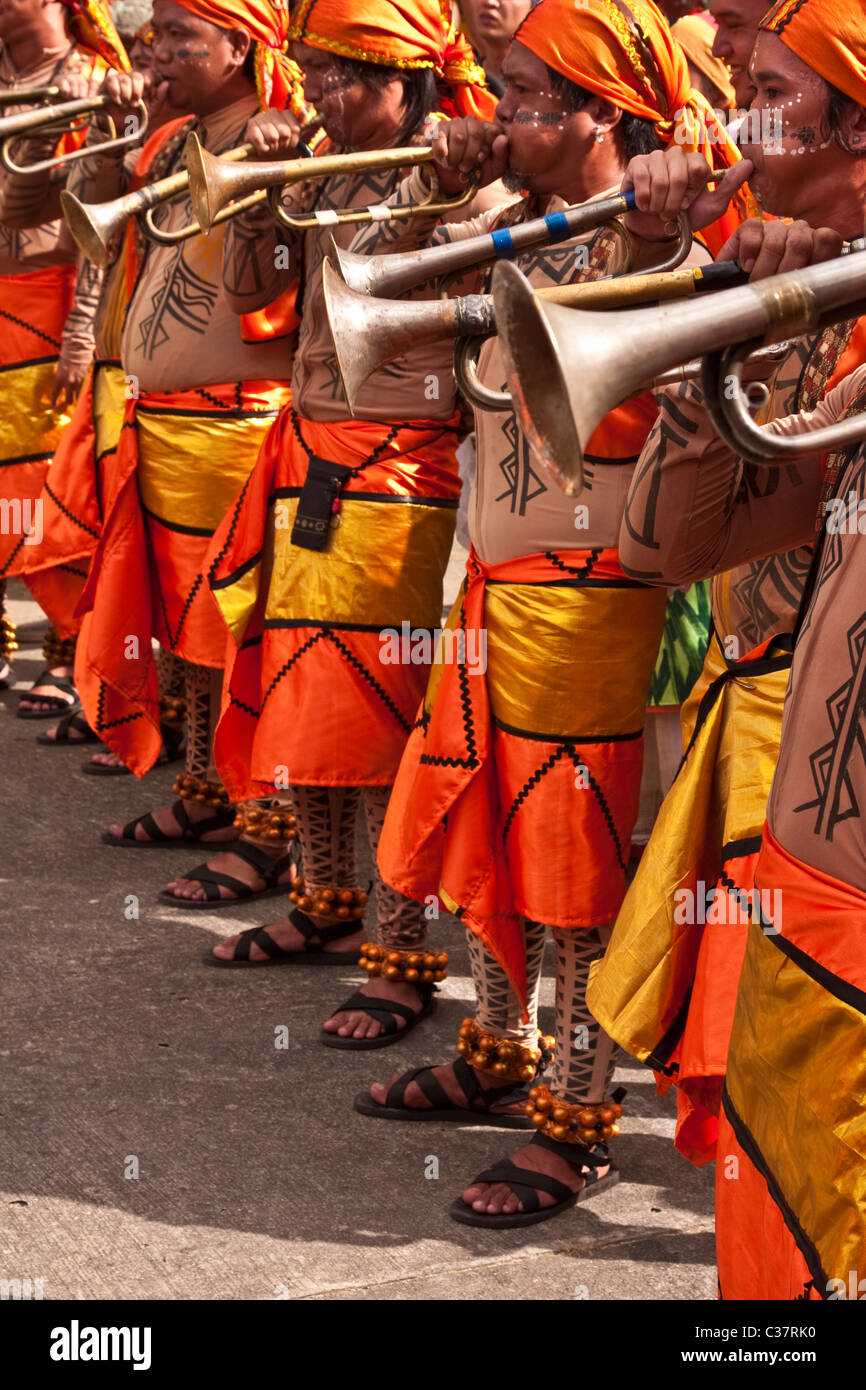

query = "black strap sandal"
320;982;436;1052
353;1055;536;1128
203;907;362;968
36;709;99;746
82;723;186;776
101;798;237;847
17;669;79;719
449;1130;620;1229
159;839;301;909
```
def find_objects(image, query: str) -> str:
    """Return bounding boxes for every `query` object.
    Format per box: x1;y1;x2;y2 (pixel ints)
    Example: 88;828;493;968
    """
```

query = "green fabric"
648;581;711;708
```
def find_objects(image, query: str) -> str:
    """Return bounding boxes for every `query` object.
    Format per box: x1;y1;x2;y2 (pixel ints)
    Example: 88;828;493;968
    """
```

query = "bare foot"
41;712;92;742
18;663;76;713
163;838;299;903
89;750;125;769
105;798;237;844
368;1057;529;1115
462;1140;609;1215
323;976;426;1041
210;911;364;962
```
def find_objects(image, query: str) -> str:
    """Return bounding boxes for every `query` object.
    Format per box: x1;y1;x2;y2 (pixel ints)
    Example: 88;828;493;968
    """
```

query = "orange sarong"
377;546;668;1006
75;380;290;775
210;409;461;799
17;360;126;636
0;264;77;583
716;823;866;1299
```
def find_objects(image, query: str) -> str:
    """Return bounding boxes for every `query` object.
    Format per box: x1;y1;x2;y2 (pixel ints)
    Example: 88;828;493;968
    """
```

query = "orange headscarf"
672;12;736;108
288;0;497;119
175;0;309;115
761;0;866;109
514;0;745;252
59;0;130;70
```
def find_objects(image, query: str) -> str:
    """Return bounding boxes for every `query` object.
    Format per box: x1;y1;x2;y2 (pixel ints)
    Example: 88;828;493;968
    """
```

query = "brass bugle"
493;247;866;496
0;95;148;174
326;173;730;300
61;143;259;267
185;132;478;234
323;255;747;413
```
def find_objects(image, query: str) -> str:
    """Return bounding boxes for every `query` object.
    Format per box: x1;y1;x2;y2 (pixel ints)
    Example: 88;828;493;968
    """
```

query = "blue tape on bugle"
544;211;572;243
491;227;515;258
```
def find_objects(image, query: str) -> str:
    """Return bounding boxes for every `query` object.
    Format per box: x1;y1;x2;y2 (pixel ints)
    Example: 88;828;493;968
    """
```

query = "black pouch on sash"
291;454;352;552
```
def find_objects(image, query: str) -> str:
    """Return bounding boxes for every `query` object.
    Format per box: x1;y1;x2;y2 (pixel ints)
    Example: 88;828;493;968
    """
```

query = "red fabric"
664;844;758;1167
756;822;866;994
715;1117;824;1300
715;821;866;1298
75;381;290;777
0;264;78;584
378;546;643;1009
60;0;130;71
17;366;106;636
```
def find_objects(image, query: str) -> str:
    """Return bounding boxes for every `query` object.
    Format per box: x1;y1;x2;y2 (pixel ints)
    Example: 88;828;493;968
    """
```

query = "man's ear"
841;97;866;153
584;95;623;137
227;26;252;72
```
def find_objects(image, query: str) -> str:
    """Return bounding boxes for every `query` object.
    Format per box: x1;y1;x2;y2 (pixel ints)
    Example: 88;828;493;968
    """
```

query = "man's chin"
748;174;786;215
502;169;530;194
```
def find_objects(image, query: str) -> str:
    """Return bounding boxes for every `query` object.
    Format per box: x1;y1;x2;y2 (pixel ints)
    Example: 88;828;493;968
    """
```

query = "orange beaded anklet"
290;877;368;923
159;693;187;726
0;613;18;659
525;1084;624;1145
234;803;300;843
457;1018;554;1083
42;628;76;667
359;943;448;985
172;772;231;808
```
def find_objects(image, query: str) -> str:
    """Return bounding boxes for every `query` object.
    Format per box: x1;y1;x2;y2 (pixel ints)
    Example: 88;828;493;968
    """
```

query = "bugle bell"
61;144;261;267
493;246;866;496
322;256;747;414
0;95;148;174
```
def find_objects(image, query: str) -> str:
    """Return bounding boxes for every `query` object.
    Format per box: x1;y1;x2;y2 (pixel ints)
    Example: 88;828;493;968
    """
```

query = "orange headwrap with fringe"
59;0;130;69
761;0;866;109
174;0;309;115
288;0;497;119
514;0;745;252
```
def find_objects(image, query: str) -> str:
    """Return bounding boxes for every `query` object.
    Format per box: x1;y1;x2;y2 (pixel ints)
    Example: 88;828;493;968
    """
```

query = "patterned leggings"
467;922;617;1104
169;658;223;783
291;783;426;945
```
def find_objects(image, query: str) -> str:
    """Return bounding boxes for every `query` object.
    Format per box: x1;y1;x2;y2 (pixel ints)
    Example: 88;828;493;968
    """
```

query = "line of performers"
1;0;864;1298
